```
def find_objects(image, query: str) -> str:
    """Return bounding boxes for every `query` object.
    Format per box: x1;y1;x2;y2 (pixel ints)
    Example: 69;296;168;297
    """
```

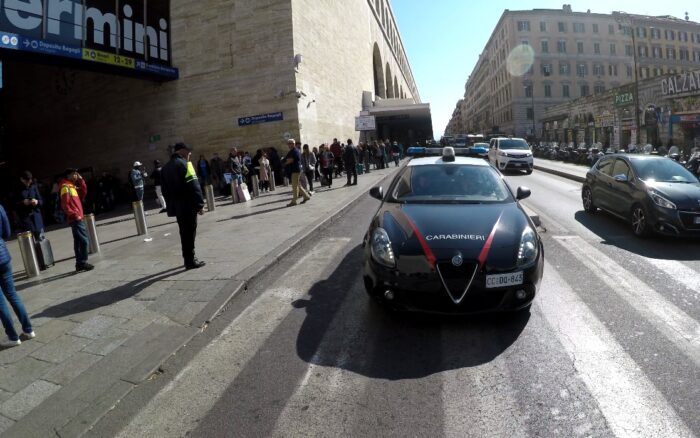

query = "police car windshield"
498;139;530;150
389;165;513;203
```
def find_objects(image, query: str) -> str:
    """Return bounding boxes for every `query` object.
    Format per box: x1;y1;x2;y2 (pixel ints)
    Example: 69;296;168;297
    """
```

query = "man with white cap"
129;161;148;202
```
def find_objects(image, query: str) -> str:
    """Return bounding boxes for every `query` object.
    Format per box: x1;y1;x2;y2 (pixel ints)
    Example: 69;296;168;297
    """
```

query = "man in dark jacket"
15;171;45;241
343;139;359;186
161;143;206;270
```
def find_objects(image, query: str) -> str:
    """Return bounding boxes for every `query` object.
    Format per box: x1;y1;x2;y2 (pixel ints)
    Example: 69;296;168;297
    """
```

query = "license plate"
486;271;524;289
513;163;522;166
694;216;700;224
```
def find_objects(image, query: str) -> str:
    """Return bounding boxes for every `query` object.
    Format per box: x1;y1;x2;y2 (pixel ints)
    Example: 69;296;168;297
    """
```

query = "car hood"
378;202;533;271
645;181;700;210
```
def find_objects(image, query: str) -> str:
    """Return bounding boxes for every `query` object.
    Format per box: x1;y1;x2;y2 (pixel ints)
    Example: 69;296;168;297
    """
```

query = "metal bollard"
84;213;100;254
283;176;289;187
204;185;216;211
17;231;40;278
251;175;260;198
231;180;240;204
269;174;276;192
132;201;148;236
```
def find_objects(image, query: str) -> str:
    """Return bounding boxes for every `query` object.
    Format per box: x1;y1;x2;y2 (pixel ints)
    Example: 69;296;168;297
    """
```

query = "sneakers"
287;202;297;207
76;262;95;273
300;197;310;205
22;331;36;340
185;259;206;270
1;338;21;348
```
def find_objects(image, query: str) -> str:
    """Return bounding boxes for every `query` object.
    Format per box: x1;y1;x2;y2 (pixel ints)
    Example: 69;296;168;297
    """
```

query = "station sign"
238;112;284;127
355;115;376;131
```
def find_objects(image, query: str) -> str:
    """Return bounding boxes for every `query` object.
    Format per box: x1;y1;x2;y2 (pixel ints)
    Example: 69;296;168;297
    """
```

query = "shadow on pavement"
293;245;529;380
32;268;183;318
217;205;290;222
574;210;700;260
15;271;79;291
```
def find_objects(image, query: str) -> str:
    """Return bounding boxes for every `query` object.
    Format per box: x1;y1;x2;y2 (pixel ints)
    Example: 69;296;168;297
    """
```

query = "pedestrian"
151;160;167;213
0;204;35;348
196;155;211;187
129;161;147;202
319;144;335;188
363;143;371;174
391;141;401;167
343;139;358;186
209;153;225;195
15;170;45;241
161;143;206;270
301;144;316;193
259;151;271;192
284;139;311;207
330;138;343;177
60;168;94;272
228;147;243;186
312;146;321;181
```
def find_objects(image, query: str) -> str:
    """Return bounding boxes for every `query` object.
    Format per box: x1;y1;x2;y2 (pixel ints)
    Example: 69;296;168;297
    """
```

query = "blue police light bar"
407;146;486;158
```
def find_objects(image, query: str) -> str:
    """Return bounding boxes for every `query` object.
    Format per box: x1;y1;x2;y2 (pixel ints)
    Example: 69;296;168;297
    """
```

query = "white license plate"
486;271;524;289
513;163;522;166
694;216;700;224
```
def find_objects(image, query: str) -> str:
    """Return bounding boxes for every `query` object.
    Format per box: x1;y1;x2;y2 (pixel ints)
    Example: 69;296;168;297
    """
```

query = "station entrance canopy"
368;100;433;144
0;0;177;80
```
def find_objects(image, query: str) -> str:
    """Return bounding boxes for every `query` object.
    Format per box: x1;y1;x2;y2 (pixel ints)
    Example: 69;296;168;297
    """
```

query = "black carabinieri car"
363;147;544;314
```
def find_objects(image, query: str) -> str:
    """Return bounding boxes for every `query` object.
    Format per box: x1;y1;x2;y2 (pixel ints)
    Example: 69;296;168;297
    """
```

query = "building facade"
0;0;427;183
446;5;700;140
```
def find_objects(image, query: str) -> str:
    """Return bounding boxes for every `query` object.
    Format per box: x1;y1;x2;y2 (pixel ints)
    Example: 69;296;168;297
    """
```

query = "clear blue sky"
392;1;700;138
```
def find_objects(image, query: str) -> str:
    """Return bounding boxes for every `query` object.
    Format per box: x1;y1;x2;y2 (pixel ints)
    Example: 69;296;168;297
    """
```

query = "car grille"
678;211;700;230
435;262;479;304
507;153;529;158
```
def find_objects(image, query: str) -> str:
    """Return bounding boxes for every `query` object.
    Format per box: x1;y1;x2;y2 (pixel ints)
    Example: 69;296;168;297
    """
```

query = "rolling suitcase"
356;163;364;175
35;238;55;270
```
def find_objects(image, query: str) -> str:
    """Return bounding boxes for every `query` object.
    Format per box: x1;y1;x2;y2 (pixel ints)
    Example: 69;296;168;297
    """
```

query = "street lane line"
538;260;694;438
117;238;351;438
555;235;700;368
644;258;700;299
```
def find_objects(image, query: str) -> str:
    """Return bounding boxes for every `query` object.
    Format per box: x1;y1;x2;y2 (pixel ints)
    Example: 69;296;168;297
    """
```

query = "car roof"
408;156;491;167
494;137;526;141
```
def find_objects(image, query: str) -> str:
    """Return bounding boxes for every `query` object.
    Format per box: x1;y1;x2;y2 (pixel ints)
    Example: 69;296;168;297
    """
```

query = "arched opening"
385;63;394;98
394;77;399;99
373;43;385;99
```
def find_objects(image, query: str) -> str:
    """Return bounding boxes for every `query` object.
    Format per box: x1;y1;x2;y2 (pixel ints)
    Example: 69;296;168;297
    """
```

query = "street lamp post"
617;13;642;145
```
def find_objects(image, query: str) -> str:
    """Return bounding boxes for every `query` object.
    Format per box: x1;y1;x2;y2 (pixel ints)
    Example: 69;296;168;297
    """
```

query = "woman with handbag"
301;144;317;193
259;152;271;192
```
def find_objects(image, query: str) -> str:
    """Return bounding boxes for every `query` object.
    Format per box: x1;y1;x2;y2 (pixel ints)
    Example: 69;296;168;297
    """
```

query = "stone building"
540;68;700;154
446;5;700;140
0;0;429;184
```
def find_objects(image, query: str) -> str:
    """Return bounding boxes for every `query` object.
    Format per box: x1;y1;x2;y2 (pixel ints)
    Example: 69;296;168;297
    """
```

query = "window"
636;27;647;38
695;51;700;62
652;46;662;58
525;85;533;97
573;22;585;33
562;84;570;97
540;21;547;32
580;84;590;97
592;23;599;33
611;159;631;180
596;158;614;176
558;22;567;32
521;40;530;46
625;45;633;56
594;85;605;94
594;43;600;54
559;62;570;75
542;63;552;76
665;30;675;40
526;108;534;120
667;47;676;59
518;20;531;31
609;64;618;76
680;48;689;61
557;40;567;53
610;43;616;55
593;64;604;76
544;84;552;97
680;31;688;42
626;65;633;77
541;40;549;53
638;45;648;57
651;28;661;39
576;63;588;77
577;41;584;53
608;24;614;34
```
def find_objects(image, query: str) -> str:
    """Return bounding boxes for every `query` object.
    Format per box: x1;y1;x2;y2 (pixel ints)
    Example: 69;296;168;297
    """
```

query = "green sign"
614;87;634;107
149;134;161;143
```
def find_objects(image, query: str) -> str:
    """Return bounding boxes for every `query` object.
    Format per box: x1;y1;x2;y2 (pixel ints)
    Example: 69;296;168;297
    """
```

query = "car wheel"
525;169;533;175
582;186;597;213
631;204;652;237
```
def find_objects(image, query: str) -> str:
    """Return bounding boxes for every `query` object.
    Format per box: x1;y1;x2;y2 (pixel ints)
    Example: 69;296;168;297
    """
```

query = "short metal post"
132;201;148;236
269;173;276;191
251;175;260;198
204;185;216;211
231;180;240;204
17;231;40;278
84;213;100;254
283;176;289;187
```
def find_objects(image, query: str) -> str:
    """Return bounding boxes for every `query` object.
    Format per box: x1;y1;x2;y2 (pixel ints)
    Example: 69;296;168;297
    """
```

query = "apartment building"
446;5;700;139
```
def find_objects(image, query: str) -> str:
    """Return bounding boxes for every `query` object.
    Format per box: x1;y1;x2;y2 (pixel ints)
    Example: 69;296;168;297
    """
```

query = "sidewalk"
0;166;402;437
533;158;588;183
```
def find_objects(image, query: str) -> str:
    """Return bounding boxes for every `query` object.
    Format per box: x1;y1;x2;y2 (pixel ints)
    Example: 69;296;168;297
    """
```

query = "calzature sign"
661;70;700;98
0;0;171;65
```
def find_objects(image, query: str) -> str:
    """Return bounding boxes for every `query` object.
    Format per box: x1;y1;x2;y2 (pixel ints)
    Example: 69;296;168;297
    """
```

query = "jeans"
135;186;145;201
305;170;315;191
71;220;89;266
0;261;32;341
346;162;357;185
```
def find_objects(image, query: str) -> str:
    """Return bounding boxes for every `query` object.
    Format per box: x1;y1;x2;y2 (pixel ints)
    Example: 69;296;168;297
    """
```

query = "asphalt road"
94;169;700;437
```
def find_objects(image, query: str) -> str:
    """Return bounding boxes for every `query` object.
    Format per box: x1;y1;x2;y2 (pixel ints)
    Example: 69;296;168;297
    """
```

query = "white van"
488;137;533;174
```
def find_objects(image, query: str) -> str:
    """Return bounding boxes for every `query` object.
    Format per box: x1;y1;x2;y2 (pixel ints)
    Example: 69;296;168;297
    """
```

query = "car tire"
582;186;597;214
631;204;652;237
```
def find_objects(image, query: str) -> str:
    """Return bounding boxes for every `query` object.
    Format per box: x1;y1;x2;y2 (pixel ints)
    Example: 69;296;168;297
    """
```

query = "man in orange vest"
60;168;93;272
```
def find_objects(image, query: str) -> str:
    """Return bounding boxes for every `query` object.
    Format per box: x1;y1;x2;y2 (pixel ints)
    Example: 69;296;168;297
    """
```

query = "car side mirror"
614;174;628;183
369;186;383;200
516;186;531;200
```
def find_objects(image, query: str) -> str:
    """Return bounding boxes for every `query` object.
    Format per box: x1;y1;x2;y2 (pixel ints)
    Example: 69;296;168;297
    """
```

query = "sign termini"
661;70;700;98
0;0;172;65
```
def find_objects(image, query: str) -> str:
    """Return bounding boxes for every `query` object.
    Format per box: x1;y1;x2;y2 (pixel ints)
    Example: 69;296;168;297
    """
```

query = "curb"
534;164;587;183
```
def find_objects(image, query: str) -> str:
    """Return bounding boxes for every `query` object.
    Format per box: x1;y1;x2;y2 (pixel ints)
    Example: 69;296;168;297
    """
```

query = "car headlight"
517;227;538;267
648;190;676;210
371;228;395;268
497;151;507;157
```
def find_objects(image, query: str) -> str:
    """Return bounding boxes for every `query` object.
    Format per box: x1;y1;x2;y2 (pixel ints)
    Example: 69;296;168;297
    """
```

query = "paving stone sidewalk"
0;165;401;437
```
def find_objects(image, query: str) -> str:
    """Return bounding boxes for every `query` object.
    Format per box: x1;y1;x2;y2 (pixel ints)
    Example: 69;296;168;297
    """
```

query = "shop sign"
614;88;634;107
355;115;376;131
238;112;284;127
669;114;700;123
595;113;615;127
661;69;700;98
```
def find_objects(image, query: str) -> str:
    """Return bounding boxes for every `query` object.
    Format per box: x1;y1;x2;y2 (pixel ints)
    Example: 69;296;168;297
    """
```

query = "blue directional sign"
19;36;82;59
238;112;284;127
0;32;19;51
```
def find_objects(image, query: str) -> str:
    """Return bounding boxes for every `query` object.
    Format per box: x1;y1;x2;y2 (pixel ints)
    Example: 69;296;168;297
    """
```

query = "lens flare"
506;44;535;77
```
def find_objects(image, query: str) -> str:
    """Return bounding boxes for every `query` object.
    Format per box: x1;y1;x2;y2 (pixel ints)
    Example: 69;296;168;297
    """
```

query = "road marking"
645;258;700;299
537;260;694;438
554;235;700;368
117;238;351;438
